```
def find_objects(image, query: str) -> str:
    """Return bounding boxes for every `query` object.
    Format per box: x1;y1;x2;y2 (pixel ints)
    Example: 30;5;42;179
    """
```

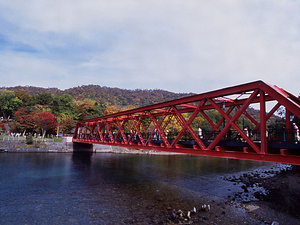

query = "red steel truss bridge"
73;80;300;165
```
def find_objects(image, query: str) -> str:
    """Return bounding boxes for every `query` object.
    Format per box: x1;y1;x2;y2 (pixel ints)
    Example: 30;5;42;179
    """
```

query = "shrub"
26;135;33;144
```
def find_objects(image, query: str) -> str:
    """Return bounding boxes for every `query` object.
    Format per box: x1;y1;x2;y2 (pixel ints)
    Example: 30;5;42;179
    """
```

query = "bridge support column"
73;142;94;153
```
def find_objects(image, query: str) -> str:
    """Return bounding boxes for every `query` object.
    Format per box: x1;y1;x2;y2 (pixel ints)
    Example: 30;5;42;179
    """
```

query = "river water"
0;153;281;224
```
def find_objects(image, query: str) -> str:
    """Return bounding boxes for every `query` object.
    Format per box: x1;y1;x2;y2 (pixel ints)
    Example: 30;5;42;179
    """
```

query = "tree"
0;90;22;119
35;112;58;138
14;108;38;134
74;99;105;120
191;114;205;130
0;122;6;132
8;121;20;133
52;94;74;115
121;105;135;112
74;102;95;121
164;115;182;133
60;117;76;134
56;113;70;136
14;91;34;107
34;93;53;105
94;102;105;117
104;105;120;115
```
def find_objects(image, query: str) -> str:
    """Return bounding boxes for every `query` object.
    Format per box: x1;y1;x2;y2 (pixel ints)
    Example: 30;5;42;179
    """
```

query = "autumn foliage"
14;108;37;132
14;108;58;137
60;117;75;134
36;112;58;138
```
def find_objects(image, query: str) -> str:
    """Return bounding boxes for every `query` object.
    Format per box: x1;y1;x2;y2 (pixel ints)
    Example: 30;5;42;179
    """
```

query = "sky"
0;0;300;96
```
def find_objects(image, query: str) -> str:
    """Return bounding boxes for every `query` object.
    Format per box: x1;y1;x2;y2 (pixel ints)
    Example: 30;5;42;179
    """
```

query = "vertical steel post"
260;90;267;154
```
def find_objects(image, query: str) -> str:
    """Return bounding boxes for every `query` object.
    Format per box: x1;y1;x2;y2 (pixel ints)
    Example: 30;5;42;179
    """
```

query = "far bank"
0;138;181;155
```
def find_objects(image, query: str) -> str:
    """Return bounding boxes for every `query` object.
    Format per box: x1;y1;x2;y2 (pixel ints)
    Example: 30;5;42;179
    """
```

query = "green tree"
94;102;105;117
56;113;70;136
15;91;35;107
52;94;74;115
0;90;22;119
34;93;53;105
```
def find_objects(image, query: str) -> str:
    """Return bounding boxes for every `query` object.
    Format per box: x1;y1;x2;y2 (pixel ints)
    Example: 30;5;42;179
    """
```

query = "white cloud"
0;0;299;96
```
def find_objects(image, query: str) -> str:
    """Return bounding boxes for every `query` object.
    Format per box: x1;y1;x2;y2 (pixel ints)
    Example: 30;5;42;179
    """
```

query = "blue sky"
0;0;299;96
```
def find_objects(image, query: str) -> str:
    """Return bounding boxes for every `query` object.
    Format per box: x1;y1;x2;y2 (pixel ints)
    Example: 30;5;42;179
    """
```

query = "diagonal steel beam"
207;89;261;153
171;104;206;150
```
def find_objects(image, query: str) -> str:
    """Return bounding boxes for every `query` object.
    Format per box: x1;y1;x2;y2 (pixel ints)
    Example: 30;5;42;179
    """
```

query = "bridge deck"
73;133;300;165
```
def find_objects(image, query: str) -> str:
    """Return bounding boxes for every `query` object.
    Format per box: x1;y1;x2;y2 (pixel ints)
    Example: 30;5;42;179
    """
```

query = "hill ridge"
1;85;192;107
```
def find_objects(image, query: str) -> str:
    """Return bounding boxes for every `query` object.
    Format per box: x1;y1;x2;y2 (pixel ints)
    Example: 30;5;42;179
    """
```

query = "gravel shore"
162;164;300;225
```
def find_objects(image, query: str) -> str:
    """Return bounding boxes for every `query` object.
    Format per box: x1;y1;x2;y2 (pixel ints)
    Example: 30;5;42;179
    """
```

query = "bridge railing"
75;128;299;145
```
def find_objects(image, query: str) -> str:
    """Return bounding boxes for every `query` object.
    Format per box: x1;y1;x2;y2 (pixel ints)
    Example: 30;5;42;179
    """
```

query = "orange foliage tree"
35;112;58;138
14;108;38;134
104;105;120;115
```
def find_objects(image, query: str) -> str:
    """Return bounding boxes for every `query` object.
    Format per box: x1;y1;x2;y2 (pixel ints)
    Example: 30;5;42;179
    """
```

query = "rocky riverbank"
160;164;300;225
116;165;300;225
222;164;300;223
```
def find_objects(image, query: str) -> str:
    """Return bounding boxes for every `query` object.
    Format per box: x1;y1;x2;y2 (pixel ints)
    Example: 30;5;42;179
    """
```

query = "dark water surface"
0;153;277;224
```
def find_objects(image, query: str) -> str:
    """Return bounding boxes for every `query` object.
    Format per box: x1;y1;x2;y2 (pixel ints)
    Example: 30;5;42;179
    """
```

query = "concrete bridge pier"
73;142;94;153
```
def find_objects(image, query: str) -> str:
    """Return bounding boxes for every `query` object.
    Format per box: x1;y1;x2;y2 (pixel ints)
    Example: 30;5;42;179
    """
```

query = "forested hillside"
4;85;190;107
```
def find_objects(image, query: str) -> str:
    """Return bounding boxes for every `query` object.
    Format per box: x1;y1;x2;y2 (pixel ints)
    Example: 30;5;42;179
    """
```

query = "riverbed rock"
271;221;279;225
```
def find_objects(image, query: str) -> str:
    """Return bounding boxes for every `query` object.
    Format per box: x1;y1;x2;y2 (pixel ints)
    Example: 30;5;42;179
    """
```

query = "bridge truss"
73;81;300;165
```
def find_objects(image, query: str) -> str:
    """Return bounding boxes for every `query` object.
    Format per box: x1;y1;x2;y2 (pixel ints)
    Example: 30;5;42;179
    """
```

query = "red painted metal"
73;80;300;165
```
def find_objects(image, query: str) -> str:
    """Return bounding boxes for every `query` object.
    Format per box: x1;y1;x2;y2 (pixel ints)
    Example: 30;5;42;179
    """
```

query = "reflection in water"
0;153;276;224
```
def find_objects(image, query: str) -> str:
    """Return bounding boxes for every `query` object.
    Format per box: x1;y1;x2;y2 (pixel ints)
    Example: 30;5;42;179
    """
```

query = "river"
0;152;292;224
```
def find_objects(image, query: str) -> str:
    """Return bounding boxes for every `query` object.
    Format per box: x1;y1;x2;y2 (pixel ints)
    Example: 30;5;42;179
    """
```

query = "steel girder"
73;80;300;165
